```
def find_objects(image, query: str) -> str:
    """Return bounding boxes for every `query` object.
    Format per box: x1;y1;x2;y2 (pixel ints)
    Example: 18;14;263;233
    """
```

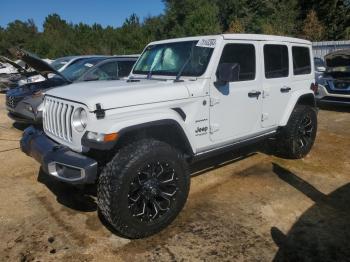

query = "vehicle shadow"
37;169;97;212
190;144;258;177
271;164;350;262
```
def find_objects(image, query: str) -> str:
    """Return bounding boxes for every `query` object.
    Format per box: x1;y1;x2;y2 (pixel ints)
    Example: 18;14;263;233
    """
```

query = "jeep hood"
325;49;350;77
45;79;191;110
9;48;71;83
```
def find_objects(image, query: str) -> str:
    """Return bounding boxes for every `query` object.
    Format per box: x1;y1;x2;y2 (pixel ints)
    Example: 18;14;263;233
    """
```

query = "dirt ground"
0;93;349;262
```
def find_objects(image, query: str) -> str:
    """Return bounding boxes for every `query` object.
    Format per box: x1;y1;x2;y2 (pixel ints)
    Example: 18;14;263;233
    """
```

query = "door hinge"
261;113;268;122
210;97;220;106
210;124;220;134
262;90;269;99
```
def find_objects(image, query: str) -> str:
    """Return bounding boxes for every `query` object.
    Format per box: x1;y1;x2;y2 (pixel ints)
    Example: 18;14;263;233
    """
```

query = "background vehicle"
21;34;317;239
315;49;350;105
18;55;94;86
7;51;138;124
0;56;37;92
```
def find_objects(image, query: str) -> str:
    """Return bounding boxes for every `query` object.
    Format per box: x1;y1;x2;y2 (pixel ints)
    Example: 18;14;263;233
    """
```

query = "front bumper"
8;111;41;124
20;126;98;184
6;96;43;124
316;84;350;105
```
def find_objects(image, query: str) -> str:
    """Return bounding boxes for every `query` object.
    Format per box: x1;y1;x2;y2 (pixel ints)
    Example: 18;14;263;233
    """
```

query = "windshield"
61;57;107;82
133;40;214;77
51;57;75;70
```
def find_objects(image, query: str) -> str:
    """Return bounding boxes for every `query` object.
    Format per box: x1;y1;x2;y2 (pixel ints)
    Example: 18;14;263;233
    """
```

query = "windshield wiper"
174;43;195;82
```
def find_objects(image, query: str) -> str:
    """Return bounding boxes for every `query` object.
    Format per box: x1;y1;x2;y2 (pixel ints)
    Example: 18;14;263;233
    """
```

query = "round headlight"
72;107;88;132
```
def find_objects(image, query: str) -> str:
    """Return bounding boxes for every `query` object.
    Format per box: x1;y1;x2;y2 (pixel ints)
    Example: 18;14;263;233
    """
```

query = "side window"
218;43;256;81
292;46;311;75
264;45;289;79
89;62;119;80
118;60;136;77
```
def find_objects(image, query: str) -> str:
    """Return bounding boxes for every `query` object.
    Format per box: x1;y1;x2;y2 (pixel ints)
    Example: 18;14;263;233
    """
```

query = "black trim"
192;131;276;162
118;119;194;155
172;108;186;121
319;96;350;104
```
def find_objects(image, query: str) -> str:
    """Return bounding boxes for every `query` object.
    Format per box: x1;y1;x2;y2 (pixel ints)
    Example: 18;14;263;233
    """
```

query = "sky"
0;0;165;30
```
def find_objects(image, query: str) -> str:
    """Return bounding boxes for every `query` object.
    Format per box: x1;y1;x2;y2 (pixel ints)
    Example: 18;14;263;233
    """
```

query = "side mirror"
216;63;240;83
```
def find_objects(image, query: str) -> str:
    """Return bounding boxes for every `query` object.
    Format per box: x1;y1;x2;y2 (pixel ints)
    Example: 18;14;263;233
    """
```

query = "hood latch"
93;103;105;119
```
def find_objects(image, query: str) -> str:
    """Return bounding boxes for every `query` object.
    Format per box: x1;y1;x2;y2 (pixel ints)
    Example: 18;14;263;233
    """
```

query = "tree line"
0;0;349;59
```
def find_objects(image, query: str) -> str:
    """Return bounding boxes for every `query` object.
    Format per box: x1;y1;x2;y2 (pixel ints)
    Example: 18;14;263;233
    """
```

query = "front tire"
97;138;190;239
276;105;317;159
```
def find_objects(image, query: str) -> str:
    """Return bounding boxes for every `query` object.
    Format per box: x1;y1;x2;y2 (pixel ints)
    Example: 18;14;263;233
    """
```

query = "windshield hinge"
93;103;105;119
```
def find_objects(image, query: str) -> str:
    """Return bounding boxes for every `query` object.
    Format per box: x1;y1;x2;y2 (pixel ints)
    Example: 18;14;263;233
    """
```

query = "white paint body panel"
43;34;314;154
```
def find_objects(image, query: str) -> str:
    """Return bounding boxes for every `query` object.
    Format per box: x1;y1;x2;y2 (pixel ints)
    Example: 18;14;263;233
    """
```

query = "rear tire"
97;138;190;239
276;105;317;159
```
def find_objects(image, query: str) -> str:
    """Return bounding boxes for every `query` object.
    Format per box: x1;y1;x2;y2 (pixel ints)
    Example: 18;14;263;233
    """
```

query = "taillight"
311;83;318;94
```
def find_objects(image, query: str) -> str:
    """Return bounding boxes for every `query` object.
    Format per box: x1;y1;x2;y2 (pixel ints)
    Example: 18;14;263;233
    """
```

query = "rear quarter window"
292;46;311;75
264;44;289;79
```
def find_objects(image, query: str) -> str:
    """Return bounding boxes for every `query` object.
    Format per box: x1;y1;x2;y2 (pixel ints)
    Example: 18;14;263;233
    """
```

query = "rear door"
290;45;313;93
209;41;263;142
261;42;291;128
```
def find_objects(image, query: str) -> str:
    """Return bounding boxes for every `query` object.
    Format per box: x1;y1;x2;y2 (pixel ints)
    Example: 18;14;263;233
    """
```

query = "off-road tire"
97;138;190;239
276;105;317;159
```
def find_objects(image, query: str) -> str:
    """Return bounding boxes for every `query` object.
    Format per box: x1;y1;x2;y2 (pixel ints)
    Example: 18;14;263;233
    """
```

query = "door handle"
248;91;261;99
280;87;291;93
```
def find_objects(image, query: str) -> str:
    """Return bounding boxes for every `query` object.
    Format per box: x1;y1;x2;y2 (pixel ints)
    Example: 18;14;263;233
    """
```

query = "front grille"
43;97;75;143
6;95;23;108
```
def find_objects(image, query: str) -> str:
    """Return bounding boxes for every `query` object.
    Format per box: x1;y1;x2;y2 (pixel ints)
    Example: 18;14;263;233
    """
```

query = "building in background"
313;40;350;59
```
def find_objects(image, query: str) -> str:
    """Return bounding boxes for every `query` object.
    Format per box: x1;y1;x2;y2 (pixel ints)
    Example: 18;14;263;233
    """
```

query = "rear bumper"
20;126;98;184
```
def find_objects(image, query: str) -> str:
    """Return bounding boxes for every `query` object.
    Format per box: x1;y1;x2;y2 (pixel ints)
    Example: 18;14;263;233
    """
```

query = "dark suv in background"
6;50;138;124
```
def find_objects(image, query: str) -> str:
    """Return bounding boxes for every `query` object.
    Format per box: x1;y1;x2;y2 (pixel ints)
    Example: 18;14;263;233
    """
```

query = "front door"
209;41;263;142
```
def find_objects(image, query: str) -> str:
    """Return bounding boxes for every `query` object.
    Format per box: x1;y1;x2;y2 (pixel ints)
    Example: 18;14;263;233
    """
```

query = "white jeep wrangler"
21;34;317;239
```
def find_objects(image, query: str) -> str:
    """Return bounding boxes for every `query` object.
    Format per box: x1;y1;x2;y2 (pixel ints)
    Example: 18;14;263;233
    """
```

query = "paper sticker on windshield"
196;39;216;48
85;63;94;67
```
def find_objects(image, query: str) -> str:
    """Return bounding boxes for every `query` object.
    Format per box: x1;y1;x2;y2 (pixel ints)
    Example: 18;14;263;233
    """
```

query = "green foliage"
0;1;349;59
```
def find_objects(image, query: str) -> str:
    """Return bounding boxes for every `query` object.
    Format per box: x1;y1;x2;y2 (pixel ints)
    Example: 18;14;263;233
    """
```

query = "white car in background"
18;56;78;85
0;60;27;75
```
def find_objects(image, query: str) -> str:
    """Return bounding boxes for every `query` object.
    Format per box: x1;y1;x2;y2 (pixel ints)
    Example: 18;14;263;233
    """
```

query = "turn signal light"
104;133;119;142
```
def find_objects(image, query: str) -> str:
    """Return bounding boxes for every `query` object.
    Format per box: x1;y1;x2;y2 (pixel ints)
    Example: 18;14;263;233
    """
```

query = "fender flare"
279;90;316;126
117;119;195;155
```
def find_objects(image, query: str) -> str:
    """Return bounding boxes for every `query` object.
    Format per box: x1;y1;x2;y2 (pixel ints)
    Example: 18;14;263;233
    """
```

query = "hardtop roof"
149;34;311;46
